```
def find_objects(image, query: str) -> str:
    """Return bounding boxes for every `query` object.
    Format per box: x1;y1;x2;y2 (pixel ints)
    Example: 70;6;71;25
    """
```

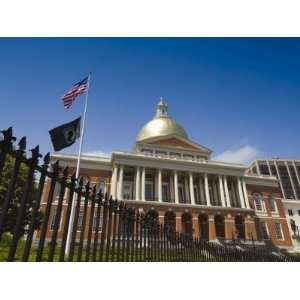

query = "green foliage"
0;155;43;237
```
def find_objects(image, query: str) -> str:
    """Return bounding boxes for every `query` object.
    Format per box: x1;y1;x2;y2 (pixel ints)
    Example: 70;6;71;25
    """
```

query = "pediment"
137;134;212;154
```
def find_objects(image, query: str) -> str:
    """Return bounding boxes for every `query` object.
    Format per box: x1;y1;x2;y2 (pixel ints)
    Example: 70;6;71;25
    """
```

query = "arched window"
253;193;264;211
268;194;277;212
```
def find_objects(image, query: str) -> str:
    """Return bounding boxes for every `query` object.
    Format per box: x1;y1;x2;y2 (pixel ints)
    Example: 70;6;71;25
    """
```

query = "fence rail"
0;127;299;262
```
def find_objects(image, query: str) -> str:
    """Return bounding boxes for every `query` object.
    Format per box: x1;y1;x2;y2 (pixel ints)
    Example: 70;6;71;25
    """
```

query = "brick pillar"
225;213;235;240
208;215;216;241
176;213;182;233
244;215;257;240
192;215;199;238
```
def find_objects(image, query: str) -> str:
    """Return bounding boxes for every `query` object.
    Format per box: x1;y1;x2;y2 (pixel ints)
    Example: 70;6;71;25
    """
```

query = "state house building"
47;98;293;249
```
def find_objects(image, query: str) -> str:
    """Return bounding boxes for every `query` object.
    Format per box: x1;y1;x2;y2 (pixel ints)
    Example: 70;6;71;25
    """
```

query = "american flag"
61;76;89;109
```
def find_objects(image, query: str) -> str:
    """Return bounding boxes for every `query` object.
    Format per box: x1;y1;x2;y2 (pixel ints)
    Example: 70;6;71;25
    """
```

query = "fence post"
99;193;109;261
59;173;77;262
36;161;59;261
68;177;84;262
92;191;103;261
85;186;97;262
22;152;50;261
47;167;69;262
7;146;41;262
77;181;90;262
110;199;119;262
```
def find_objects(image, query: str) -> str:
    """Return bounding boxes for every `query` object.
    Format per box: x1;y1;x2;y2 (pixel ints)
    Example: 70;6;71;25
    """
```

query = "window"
170;152;181;159
194;185;199;204
268;194;277;212
274;223;284;240
162;183;169;202
253;193;263;211
298;210;300;216
145;182;153;201
156;151;167;158
288;209;293;216
178;184;185;203
260;222;269;240
123;182;132;200
183;154;194;161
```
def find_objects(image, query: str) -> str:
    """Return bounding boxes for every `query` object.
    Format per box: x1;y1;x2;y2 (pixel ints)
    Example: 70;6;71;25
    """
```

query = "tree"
0;154;42;237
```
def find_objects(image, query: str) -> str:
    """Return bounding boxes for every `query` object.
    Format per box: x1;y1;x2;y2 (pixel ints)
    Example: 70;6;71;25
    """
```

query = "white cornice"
50;153;112;171
244;175;278;187
112;151;248;176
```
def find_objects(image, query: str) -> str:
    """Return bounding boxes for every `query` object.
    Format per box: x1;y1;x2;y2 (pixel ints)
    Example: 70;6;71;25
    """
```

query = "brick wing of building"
42;98;293;250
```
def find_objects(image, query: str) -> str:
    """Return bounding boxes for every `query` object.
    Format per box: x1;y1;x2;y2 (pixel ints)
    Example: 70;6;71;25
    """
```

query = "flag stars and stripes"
62;76;89;109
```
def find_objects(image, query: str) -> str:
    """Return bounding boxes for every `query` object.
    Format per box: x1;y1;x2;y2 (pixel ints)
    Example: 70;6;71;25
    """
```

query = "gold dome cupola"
136;97;188;142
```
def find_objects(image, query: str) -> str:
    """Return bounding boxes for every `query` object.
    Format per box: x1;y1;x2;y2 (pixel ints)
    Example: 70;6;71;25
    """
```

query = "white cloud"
213;145;258;164
83;150;111;158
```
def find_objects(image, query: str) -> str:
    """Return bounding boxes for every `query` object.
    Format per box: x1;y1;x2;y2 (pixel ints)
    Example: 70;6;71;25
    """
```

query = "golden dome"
136;98;188;142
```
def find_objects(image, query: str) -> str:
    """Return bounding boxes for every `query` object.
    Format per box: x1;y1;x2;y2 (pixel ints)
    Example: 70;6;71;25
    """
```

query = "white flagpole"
65;73;91;256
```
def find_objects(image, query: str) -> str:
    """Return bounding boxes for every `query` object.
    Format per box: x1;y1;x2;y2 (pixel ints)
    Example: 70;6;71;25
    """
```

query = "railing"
0;127;299;262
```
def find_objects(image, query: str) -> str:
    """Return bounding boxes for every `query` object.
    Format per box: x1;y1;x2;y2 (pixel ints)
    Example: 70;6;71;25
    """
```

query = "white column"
274;160;286;199
241;178;250;209
111;165;118;199
158;168;162;202
117;165;124;200
189;172;195;205
237;177;245;208
223;176;230;207
135;166;140;201
141;167;146;201
293;162;300;187
255;161;261;175
204;173;211;206
170;173;175;203
199;177;205;204
218;175;226;207
174;170;179;204
286;162;297;200
266;160;272;175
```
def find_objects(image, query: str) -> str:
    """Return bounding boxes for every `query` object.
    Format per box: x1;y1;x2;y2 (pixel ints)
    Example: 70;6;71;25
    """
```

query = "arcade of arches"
140;207;256;241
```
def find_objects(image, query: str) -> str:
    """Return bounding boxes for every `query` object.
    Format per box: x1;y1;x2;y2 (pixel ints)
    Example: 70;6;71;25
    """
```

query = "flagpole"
65;73;91;256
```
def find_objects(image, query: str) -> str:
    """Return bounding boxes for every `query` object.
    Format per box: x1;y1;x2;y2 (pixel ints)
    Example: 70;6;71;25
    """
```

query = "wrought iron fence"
0;127;299;262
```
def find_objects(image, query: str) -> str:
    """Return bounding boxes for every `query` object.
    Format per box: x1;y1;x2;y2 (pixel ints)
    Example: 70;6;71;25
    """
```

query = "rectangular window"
170;152;181;159
259;164;270;175
260;222;269;240
274;223;284;240
268;195;277;212
162;183;169;202
178;184;185;203
194;185;199;204
123;182;132;200
145;182;153;201
288;209;293;216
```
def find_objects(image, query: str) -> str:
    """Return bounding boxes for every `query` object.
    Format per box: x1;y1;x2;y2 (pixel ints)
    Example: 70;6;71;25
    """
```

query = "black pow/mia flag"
49;117;81;151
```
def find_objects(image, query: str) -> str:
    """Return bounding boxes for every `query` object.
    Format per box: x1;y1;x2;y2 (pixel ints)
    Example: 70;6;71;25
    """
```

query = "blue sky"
0;38;299;164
